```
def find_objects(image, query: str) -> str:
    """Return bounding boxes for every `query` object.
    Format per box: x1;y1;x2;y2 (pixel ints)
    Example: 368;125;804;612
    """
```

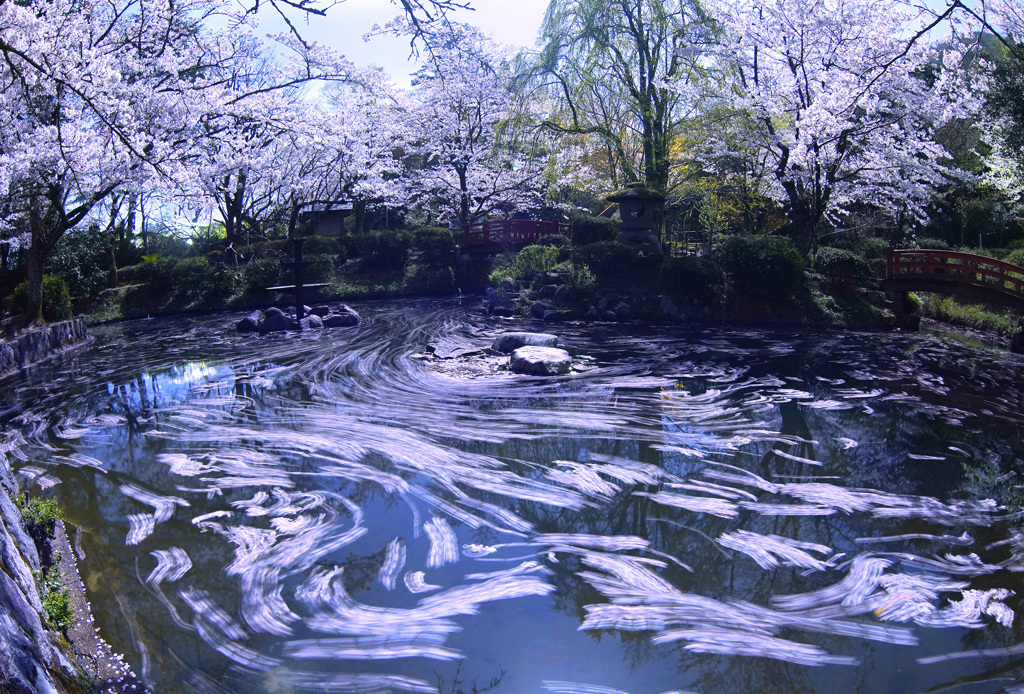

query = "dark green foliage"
356;230;413;271
571;241;663;287
535;234;573;263
305;254;335;284
413;227;456;267
858;237;890;260
19;495;63;534
914;237;951;250
715;235;805;298
48;227;113;298
9;276;73;321
567;263;596;302
172;257;215;289
404;265;456;294
1004;248;1024;267
488;245;561;286
341;234;362;259
40;565;72;632
815;247;875;293
301;235;341;257
535;234;571;248
664;255;727;306
987;50;1024;176
243;258;283;296
236;240;291;262
132;256;177;288
569;213;618;245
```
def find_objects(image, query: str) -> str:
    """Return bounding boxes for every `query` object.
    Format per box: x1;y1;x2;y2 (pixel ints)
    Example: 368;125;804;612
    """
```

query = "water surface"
4;301;1024;694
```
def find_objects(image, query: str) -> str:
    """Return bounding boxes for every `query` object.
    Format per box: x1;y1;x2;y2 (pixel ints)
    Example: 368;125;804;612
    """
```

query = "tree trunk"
457;165;470;228
24;233;51;326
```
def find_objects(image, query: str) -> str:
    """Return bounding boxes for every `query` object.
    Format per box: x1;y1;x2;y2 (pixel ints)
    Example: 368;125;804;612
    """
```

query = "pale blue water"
3;300;1024;694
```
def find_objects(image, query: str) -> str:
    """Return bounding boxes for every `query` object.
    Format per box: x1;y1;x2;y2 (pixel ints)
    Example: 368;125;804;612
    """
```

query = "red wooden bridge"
882;248;1024;311
462;220;572;254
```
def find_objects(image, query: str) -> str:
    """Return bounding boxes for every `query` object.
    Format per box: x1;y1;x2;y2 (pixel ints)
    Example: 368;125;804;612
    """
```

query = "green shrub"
570;213;618;245
305;254;335;284
664;255;727;306
356;230;412;271
404;265;456;294
19;496;63;534
135;256;177;289
1003;248;1024;267
40;565;72;632
915;236;952;250
814;247;875;293
48;226;114;298
488;244;562;286
715;235;805;299
535;234;571;249
9;276;73;321
567;263;596;301
301;235;340;257
413;227;456;267
571;242;664;287
858;237;890;260
243;258;283;296
172;257;215;288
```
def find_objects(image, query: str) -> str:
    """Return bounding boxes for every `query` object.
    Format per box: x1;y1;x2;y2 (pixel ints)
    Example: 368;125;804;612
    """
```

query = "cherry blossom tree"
707;0;978;254
404;23;549;228
0;0;364;323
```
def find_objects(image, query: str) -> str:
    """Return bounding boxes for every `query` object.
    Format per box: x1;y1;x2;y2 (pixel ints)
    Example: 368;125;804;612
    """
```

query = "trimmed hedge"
815;247;874;293
570;213;618;246
412;227;456;267
243;258;283;296
715;235;805;298
355;230;412;271
571;241;663;287
664;256;727;306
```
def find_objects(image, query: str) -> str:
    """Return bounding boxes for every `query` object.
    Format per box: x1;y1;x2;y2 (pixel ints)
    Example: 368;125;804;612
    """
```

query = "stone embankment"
0;318;90;380
0;453;143;693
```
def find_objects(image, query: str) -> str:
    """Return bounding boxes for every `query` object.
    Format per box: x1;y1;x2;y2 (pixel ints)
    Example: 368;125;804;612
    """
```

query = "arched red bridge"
882;248;1024;311
462;220;571;254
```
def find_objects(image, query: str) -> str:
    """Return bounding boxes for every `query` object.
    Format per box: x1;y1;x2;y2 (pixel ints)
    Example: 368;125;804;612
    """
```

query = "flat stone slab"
491;332;558;354
510;346;571;376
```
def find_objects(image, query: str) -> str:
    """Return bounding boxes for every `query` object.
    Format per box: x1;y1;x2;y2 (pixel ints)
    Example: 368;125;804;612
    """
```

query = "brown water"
3;300;1024;694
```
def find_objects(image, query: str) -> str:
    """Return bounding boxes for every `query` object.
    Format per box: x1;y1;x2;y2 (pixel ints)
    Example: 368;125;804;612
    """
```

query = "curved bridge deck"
882;248;1024;312
461;220;571;255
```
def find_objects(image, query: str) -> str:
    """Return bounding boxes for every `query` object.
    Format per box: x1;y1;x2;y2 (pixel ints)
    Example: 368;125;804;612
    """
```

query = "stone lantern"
607;182;665;249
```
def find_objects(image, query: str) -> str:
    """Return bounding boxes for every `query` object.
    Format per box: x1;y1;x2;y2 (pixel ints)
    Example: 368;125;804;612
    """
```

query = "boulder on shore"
509;346;571;376
491;332;558;354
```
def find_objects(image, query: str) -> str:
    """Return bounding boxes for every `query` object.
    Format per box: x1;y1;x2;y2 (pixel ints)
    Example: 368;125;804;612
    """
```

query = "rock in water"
259;307;294;334
510;346;571;376
299;314;324;330
491;332;558;354
324;304;360;327
236;310;264;333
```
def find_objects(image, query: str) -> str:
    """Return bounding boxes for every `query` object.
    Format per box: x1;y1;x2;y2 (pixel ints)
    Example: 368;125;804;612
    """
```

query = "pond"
3;300;1024;694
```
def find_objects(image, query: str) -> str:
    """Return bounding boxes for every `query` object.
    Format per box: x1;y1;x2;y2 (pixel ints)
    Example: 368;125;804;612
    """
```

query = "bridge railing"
886;247;1024;300
463;220;572;248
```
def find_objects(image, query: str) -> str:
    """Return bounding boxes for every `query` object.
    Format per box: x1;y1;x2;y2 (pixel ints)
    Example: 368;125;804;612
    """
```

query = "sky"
259;0;551;85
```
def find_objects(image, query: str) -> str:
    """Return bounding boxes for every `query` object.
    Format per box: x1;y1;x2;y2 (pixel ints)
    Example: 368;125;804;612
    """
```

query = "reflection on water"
3;301;1024;693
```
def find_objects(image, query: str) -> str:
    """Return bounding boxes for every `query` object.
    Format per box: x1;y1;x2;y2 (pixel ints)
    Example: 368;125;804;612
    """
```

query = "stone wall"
0;454;83;694
0;318;90;379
